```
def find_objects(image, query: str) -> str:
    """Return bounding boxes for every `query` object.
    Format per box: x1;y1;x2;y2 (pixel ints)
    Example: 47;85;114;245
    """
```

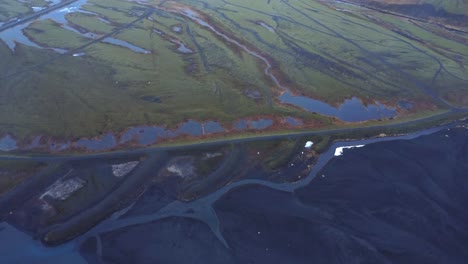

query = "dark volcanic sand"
94;218;234;264
94;127;468;264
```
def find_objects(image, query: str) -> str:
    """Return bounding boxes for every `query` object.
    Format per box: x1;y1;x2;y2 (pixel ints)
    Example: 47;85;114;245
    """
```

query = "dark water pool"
0;135;17;151
285;117;303;126
76;133;117;151
176;120;203;136
233;120;248;131
204;121;224;134
119;121;225;146
250;119;273;130
280;92;396;122
120;126;168;145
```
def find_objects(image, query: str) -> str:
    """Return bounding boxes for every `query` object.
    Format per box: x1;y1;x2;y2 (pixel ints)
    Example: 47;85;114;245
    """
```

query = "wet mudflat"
94;126;468;264
0;135;17;151
211;129;468;263
1;124;466;263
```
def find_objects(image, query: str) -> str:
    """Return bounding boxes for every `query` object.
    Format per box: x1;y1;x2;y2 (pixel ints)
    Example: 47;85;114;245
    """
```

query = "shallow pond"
233;120;248;131
250;119;273;130
0;23;41;50
280;92;396;122
102;37;151;54
119;121;224;146
178;8;397;123
176;120;203;136
204;121;225;134
76;133;117;151
0;135;18;151
120;126;169;145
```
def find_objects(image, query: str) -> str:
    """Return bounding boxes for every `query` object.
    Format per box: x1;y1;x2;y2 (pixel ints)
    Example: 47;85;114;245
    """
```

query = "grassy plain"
0;0;466;144
0;0;50;22
358;0;467;16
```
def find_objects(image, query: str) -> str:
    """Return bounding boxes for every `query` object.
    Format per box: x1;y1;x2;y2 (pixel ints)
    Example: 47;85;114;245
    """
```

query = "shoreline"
78;120;457;240
0;117;464;263
1;108;466;161
0;121;466;262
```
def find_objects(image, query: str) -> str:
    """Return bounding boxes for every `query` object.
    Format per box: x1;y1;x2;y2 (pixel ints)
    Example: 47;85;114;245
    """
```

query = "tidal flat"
0;121;466;264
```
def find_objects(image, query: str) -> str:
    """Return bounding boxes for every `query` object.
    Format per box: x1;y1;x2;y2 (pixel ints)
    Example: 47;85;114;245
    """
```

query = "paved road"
0;0;465;161
1;108;466;162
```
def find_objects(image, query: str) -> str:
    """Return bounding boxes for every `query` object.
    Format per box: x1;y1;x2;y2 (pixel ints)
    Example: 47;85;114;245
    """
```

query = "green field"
0;0;466;147
0;0;50;22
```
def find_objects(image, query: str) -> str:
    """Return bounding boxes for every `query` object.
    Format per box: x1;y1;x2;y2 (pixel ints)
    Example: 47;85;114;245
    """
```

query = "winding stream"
0;0;89;51
178;9;285;90
171;7;396;121
0;124;450;263
0;0;150;55
83;124;445;241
